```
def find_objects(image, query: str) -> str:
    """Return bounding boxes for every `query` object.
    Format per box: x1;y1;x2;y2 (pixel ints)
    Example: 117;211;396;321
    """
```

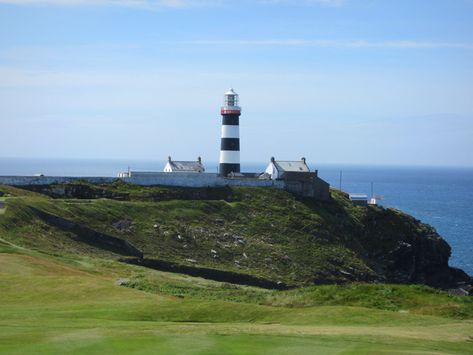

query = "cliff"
0;182;470;290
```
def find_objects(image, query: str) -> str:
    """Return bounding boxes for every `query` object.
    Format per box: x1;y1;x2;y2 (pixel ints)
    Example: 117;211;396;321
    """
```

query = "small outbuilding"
163;156;205;173
349;194;368;206
264;157;310;180
263;157;330;200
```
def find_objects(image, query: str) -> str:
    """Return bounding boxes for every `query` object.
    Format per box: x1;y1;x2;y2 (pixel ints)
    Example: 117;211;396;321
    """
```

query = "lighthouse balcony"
221;107;241;115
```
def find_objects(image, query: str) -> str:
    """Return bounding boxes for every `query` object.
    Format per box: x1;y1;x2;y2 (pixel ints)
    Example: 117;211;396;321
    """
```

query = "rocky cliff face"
359;208;470;288
1;183;470;290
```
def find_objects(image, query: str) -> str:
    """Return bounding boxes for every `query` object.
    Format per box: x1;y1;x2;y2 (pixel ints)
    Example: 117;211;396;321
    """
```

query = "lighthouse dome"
225;88;238;96
223;88;239;107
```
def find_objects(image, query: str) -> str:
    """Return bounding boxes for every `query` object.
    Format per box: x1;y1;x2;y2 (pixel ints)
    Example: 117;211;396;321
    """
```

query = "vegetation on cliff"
0;182;468;288
1;182;472;354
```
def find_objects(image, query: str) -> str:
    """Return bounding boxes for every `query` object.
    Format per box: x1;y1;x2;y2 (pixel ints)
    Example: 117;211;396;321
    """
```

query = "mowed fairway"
1;244;473;355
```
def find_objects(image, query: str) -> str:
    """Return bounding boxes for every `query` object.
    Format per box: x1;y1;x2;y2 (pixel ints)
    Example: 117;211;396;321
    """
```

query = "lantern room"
223;88;240;108
221;88;241;115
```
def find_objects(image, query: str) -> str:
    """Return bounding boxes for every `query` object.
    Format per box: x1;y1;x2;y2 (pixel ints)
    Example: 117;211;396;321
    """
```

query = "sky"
1;0;473;166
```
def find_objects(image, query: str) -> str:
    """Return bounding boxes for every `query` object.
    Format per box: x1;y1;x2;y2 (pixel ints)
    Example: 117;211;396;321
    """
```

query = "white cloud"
0;0;344;8
0;0;219;9
260;0;345;6
186;39;473;50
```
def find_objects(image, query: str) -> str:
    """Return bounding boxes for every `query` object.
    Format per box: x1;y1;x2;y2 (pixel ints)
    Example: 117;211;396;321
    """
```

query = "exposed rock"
21;183;238;202
24;183;129;200
359;208;470;289
448;288;469;296
115;278;130;286
112;219;133;232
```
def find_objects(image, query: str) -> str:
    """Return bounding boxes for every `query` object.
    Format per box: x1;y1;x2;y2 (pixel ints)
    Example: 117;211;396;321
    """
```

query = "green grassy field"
1;240;473;354
1;184;472;354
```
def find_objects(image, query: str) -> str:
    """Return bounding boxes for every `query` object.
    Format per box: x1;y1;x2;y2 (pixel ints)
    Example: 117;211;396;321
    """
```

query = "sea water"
317;165;473;276
0;157;471;275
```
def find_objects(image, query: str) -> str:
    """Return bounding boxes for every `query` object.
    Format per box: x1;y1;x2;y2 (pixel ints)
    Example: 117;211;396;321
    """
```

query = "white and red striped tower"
219;88;241;176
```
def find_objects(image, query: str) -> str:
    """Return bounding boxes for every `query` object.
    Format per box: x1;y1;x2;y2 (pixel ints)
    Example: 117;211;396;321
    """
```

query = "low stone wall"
284;175;331;200
31;207;143;258
0;176;115;186
122;257;292;290
125;173;284;188
0;173;284;189
0;173;330;199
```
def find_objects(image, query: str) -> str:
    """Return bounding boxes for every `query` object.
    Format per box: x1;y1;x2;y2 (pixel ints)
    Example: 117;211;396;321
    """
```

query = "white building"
163;156;205;173
264;157;310;180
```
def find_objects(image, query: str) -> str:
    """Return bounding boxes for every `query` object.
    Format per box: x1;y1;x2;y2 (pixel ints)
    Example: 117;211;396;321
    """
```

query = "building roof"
271;157;310;173
349;194;368;201
166;156;204;172
225;88;238;96
168;162;202;171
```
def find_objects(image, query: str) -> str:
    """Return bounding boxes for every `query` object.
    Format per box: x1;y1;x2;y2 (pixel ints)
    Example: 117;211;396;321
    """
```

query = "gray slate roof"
168;161;204;172
274;160;309;173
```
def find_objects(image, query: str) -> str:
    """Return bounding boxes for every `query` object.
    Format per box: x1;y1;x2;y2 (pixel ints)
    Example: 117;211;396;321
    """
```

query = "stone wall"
0;173;284;189
0;173;330;200
313;177;331;201
0;176;115;186
283;173;331;201
124;172;284;188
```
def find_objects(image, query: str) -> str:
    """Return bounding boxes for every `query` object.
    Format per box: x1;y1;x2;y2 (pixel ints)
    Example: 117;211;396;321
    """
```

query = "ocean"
1;157;472;276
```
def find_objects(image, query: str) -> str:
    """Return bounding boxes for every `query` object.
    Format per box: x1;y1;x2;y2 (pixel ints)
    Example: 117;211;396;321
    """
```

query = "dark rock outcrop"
359;207;471;289
24;184;129;200
21;183;236;202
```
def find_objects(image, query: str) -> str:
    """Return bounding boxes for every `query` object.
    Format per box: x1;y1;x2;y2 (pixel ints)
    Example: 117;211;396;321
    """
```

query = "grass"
0;197;5;215
1;183;473;353
0;186;377;285
125;268;473;319
1;248;473;354
0;185;454;289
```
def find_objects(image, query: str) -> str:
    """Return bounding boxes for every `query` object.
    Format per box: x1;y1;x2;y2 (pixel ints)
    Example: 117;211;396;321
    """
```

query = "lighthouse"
219;88;241;176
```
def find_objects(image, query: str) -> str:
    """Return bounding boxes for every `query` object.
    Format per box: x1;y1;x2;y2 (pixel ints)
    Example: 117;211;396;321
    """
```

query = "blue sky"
1;0;472;166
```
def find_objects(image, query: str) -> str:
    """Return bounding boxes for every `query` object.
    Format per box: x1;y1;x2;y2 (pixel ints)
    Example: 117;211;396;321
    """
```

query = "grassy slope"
0;197;5;215
1;238;473;354
0;184;377;285
1;184;473;353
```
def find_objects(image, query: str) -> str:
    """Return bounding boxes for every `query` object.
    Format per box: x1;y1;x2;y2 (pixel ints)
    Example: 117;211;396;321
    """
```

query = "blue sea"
1;157;472;276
